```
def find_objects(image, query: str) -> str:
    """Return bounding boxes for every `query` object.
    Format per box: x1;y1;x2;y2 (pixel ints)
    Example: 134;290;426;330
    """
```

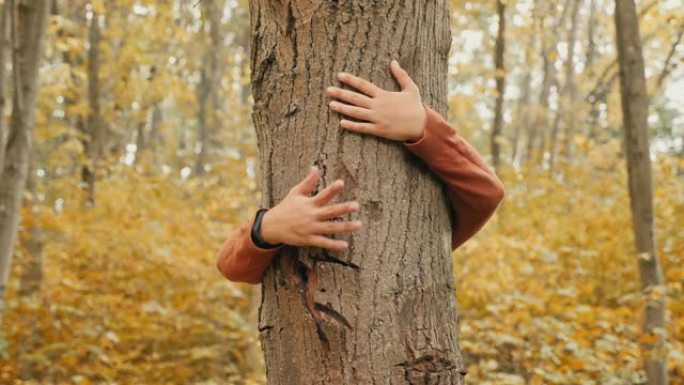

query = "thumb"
390;60;417;92
294;166;319;195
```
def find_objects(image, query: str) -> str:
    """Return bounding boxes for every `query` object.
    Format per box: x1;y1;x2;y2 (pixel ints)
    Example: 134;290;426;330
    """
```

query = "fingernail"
329;101;338;108
337;72;346;80
355;220;363;227
351;202;360;210
337;179;344;187
326;86;334;93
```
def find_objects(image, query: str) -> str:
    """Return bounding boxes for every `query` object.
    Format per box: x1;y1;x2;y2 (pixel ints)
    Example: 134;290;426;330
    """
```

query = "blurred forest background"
0;0;682;384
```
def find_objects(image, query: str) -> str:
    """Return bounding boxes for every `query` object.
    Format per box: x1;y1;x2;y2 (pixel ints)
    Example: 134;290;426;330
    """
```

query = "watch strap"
251;208;283;249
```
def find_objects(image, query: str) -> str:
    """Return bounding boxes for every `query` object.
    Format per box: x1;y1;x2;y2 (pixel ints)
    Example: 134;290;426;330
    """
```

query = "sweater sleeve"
403;105;505;251
215;213;283;284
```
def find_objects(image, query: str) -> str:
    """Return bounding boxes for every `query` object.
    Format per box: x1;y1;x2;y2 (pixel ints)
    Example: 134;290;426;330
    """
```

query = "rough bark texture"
491;0;505;172
249;1;464;384
614;0;668;384
0;0;50;318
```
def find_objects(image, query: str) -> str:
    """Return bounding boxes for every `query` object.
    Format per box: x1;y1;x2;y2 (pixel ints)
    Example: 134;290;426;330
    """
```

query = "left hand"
326;60;427;143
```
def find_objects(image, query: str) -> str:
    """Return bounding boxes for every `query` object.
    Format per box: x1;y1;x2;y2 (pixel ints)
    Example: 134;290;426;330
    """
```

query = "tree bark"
0;0;50;319
614;1;668;384
249;2;464;384
491;0;506;172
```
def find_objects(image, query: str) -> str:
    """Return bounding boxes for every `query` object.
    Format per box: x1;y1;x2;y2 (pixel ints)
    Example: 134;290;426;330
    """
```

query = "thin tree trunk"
0;0;50;319
561;0;581;160
250;1;464;384
82;7;101;205
195;0;222;176
0;3;9;169
614;1;668;384
550;0;581;170
585;0;597;69
491;0;506;172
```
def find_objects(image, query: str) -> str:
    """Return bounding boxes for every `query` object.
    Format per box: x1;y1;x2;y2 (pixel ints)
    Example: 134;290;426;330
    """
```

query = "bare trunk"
82;7;101;205
0;3;9;169
585;0;597;69
195;0;222;176
614;0;668;384
561;0;581;160
491;0;506;172
250;1;464;384
0;0;50;319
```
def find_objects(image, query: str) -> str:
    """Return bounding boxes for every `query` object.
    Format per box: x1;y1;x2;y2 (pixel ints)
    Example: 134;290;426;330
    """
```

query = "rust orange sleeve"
215;215;283;284
403;105;505;251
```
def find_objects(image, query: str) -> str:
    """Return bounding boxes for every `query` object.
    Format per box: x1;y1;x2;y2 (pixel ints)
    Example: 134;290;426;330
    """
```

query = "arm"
215;214;283;285
216;167;362;285
326;60;504;251
403;106;505;250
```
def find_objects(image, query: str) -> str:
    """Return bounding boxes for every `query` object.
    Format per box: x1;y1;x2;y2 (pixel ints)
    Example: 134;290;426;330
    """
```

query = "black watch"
251;208;283;249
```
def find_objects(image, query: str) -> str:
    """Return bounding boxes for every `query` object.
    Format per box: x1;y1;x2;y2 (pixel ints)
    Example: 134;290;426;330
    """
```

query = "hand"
326;59;427;142
260;166;362;250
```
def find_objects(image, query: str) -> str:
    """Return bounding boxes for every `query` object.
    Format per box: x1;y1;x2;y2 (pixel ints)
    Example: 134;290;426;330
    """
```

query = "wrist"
259;209;281;245
405;105;427;143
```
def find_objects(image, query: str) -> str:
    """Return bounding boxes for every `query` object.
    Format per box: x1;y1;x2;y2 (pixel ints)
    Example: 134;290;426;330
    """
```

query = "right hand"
260;166;362;250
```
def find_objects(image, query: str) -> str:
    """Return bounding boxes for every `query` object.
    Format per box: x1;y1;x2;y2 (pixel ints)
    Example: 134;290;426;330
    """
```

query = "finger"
390;60;418;92
329;101;374;121
313;220;362;235
340;120;380;136
308;235;349;250
337;72;382;97
313;179;344;206
326;87;373;108
316;201;360;220
294;166;319;195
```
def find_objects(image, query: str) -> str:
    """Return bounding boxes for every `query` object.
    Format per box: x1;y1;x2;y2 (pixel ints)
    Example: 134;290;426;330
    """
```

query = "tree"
249;1;466;383
0;0;50;317
82;6;102;205
491;0;506;172
614;0;668;384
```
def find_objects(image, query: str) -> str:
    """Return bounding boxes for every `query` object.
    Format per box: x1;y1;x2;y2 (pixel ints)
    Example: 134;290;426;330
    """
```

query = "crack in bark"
395;353;461;374
314;301;352;329
297;260;332;354
316;250;360;269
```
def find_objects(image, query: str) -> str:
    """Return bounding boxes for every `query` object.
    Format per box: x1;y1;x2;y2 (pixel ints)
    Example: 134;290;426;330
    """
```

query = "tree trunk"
561;0;581;160
491;0;506;172
82;7;101;205
195;0;222;176
614;1;668;384
249;1;464;384
0;2;9;169
0;0;50;319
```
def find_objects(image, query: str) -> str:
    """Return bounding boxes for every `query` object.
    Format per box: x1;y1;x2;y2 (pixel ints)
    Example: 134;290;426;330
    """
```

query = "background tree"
0;0;50;318
614;0;668;383
491;0;506;171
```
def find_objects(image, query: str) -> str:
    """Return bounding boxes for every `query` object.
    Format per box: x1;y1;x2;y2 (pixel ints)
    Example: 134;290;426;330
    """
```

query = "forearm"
215;216;282;285
404;106;505;249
